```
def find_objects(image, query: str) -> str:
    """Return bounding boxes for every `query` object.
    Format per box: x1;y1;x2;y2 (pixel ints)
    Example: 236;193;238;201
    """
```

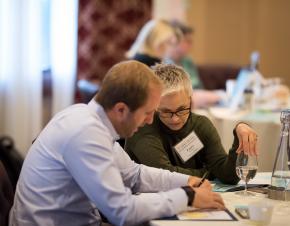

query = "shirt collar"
88;99;120;141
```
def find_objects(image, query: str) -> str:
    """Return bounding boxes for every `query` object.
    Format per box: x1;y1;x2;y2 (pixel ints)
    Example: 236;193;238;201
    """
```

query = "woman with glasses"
125;64;258;185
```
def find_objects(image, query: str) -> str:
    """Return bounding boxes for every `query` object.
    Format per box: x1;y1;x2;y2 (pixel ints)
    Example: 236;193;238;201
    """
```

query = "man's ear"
112;102;130;121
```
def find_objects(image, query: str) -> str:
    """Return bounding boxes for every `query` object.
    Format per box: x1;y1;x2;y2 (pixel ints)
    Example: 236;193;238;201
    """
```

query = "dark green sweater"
125;113;240;184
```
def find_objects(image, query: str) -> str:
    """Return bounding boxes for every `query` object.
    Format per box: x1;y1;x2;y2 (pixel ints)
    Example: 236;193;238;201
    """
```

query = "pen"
197;171;209;187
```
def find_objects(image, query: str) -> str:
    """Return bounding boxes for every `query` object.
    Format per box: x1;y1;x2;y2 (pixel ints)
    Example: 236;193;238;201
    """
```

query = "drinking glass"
235;151;258;196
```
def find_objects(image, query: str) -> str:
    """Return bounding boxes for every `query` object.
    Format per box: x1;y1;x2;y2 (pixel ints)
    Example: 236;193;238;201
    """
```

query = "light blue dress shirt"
10;100;189;226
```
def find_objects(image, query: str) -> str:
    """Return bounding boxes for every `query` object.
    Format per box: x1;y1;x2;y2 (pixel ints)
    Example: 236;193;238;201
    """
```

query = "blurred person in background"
126;19;180;67
165;20;225;108
165;21;201;89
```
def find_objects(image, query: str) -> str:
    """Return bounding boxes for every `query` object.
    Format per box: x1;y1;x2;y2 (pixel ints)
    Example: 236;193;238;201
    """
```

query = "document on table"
177;208;237;221
212;172;271;192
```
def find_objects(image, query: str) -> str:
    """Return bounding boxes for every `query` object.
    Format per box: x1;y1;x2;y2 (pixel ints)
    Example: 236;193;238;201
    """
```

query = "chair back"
0;160;14;226
0;136;23;191
197;64;241;90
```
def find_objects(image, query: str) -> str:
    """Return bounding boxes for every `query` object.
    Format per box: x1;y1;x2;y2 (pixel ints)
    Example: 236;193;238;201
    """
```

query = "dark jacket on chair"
0;136;23;191
0;160;14;226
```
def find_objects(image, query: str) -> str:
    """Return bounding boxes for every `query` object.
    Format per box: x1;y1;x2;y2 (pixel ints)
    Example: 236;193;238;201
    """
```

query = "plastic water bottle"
250;51;260;71
268;109;290;201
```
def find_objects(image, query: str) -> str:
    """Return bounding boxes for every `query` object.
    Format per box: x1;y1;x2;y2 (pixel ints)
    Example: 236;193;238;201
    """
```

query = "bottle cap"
244;88;253;94
280;109;290;123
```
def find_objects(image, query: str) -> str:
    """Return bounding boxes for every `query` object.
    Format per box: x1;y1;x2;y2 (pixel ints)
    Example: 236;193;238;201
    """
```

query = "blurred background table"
194;107;281;172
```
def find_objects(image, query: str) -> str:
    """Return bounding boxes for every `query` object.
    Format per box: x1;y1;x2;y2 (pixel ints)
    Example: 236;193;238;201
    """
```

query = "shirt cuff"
169;172;190;188
163;188;189;214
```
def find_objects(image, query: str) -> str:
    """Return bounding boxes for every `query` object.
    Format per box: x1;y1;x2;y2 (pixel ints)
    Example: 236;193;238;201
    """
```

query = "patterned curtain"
77;0;152;85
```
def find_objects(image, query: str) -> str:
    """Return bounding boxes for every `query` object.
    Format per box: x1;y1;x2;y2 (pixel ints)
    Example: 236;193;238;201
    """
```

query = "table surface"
150;173;290;226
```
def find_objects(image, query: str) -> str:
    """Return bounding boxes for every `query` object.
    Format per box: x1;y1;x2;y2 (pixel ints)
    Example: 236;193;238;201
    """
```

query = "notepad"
177;208;237;221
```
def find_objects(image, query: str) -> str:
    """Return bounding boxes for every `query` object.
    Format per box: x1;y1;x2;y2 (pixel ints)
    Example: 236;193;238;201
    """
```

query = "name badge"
174;131;204;163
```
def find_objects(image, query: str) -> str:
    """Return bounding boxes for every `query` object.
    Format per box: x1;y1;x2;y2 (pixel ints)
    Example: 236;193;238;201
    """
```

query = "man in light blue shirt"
9;60;224;226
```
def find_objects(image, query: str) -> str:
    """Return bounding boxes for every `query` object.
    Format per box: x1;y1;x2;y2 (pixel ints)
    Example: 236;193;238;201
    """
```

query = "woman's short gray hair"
151;64;193;97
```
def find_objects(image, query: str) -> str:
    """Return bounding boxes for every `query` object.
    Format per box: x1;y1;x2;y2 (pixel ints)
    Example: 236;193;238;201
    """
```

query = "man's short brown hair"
96;60;162;112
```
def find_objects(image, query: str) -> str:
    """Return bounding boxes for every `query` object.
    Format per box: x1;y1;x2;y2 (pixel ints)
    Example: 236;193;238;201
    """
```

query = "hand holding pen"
187;171;211;189
188;171;225;209
197;171;210;187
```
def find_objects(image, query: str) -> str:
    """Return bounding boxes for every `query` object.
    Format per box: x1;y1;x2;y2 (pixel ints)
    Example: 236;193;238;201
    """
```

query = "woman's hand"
235;123;258;156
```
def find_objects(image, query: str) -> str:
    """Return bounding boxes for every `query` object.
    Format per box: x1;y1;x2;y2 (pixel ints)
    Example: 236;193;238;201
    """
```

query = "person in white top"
9;60;224;226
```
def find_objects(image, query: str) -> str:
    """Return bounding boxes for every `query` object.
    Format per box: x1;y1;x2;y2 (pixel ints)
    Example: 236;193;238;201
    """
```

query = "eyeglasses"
157;107;191;118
